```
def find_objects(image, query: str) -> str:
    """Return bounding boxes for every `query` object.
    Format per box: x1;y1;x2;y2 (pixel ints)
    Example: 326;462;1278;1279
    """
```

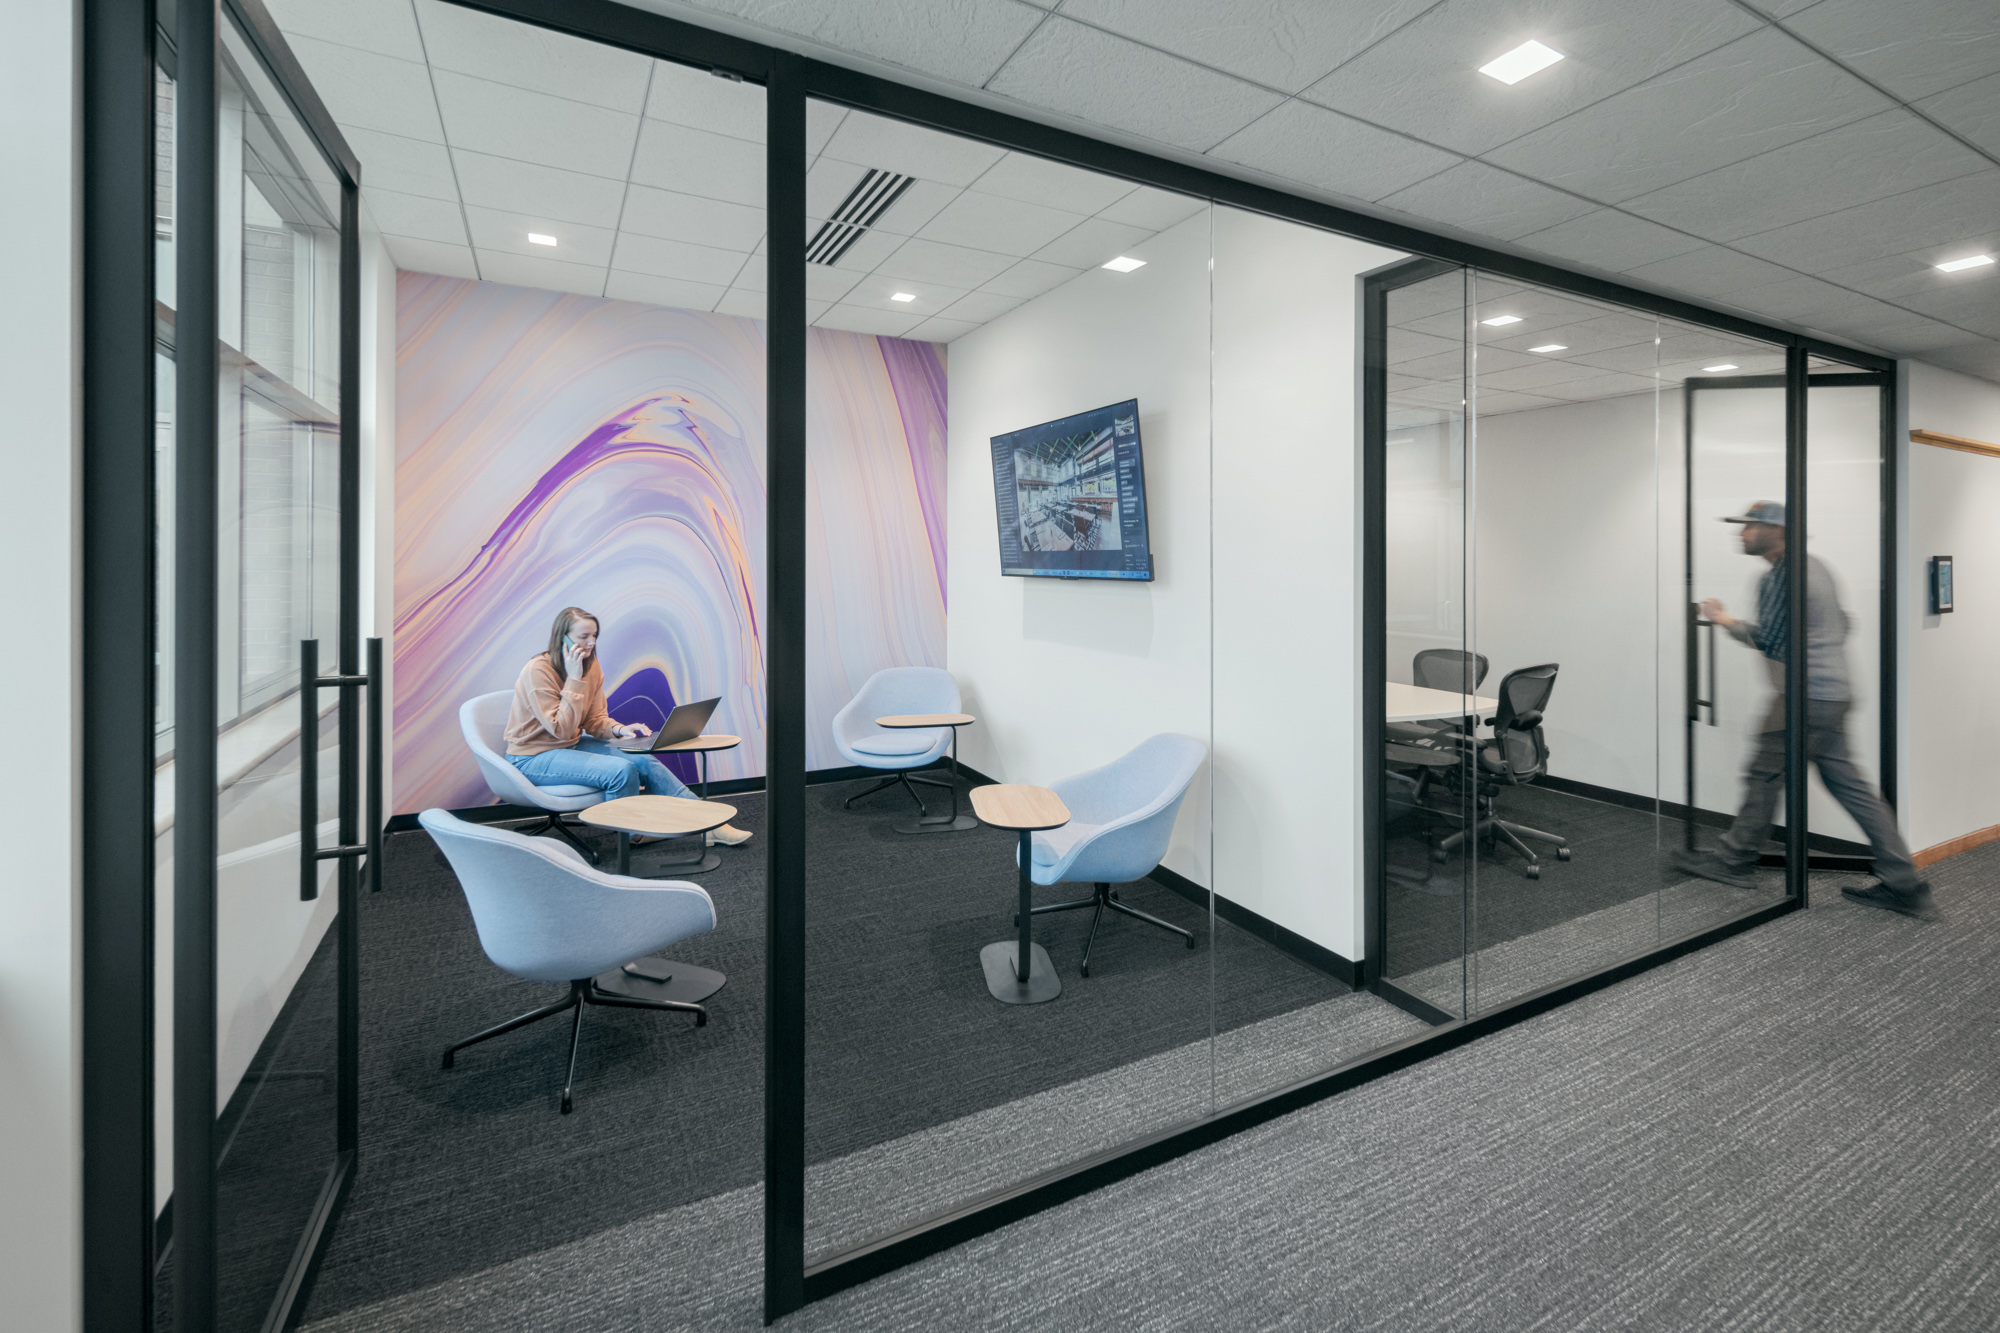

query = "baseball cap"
1721;500;1785;526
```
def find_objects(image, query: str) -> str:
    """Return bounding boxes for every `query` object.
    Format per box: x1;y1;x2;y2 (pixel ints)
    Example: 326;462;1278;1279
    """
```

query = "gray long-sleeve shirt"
1724;552;1851;702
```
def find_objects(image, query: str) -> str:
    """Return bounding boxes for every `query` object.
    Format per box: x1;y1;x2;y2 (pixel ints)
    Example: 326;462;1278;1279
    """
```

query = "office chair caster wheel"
1431;848;1448;864
695;1009;707;1027
440;1052;454;1070
1186;934;1196;949
560;1096;573;1115
1081;963;1090;978
1525;865;1540;880
1557;847;1571;861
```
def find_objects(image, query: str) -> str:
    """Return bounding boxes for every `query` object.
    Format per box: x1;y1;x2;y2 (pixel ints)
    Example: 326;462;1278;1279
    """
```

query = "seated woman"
505;606;751;846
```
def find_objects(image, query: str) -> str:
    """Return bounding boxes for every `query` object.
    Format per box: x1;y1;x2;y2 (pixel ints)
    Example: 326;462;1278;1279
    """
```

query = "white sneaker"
706;824;753;847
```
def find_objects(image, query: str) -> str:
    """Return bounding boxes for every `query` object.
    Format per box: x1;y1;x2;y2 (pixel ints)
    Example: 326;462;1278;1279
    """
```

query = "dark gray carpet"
299;774;1369;1323
302;847;2000;1332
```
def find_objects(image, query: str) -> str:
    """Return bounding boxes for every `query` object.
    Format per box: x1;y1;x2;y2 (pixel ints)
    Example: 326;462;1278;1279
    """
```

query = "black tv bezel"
991;397;1155;583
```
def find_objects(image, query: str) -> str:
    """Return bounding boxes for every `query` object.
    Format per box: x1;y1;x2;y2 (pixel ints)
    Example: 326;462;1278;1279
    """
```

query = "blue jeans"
507;737;696;802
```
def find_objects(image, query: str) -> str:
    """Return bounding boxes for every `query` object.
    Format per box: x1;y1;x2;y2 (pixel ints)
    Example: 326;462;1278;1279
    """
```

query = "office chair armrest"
1504;709;1544;732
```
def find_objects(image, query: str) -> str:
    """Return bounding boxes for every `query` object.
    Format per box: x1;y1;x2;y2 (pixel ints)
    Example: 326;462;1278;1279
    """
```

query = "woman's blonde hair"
546;606;599;682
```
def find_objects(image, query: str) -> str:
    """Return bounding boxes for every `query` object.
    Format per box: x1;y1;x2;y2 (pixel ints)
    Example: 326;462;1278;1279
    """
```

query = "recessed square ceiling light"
890;292;916;302
527;232;558;247
1528;343;1567;353
1102;256;1146;273
1704;363;1739;372
1481;314;1523;326
1479;40;1564;85
1935;254;1994;273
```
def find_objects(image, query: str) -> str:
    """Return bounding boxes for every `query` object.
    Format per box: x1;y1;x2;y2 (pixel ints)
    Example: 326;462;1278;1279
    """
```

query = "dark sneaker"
1671;849;1758;890
1841;881;1939;921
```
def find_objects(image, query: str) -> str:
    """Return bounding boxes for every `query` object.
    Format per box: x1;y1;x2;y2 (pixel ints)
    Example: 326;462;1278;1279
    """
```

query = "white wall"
0;0;81;1325
1904;361;2000;852
946;205;1400;960
362;230;397;816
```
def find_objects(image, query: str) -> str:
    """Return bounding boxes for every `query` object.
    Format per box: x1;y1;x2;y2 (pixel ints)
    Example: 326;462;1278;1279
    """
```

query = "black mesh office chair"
1435;662;1571;880
1388;649;1490;744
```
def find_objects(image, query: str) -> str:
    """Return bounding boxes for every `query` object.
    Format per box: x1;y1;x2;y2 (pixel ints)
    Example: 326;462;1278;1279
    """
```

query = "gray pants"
1719;696;1920;891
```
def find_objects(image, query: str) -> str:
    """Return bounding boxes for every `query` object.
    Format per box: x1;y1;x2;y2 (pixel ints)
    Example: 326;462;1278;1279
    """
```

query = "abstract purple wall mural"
394;272;947;813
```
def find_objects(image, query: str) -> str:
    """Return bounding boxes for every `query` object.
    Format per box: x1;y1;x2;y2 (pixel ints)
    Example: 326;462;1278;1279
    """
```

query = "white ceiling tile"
818;109;1007;187
1096;186;1207;230
464;205;616;266
1300;0;1762;156
814;303;925;338
451;149;629;228
988;16;1286;152
476;249;608;297
1474;389;1569;416
1485;30;1896;204
1060;0;1439;93
1916;70;2000;160
1875;281;2000;340
815;226;905;275
1736;0;1820;16
1618;110;1991;242
807;101;846;157
645;58;767;141
981;258;1087;299
1208;100;1462;203
730;262;862;304
722;0;1045;86
1377;161;1596;241
261;0;426;62
806;159;954;231
381;234;479;280
1910;342;2000;381
1514;209;1708;272
343;128;457;200
364;187;466;244
284;36;444;142
868;179;959;237
610;231;751;285
1787;0;2000;103
604;271;729;312
965;152;1136;215
916;191;1088;255
1865;321;1988;356
714;287;767;321
902;316;981;343
839;274;973;318
1031;216;1155;269
872;237;1018;288
414;0;651;111
940;289;1027;323
1718;274;1869;326
1730;170;2000;274
806;299;833;322
431;70;639;179
620;184;766;251
629;118;767;206
1621;245;1800;300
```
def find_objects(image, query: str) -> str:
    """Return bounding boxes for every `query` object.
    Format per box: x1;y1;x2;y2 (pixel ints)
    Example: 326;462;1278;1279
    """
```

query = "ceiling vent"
807;168;914;266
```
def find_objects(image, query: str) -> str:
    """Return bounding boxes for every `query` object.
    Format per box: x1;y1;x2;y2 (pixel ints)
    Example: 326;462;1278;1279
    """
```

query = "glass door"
166;5;363;1329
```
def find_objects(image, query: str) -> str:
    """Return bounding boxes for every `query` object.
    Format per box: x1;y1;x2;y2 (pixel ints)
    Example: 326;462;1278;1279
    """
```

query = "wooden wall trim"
1912;428;2000;459
1914;823;2000;868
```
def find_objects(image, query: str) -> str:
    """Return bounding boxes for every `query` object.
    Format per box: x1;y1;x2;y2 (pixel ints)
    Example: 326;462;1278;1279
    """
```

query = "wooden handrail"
1912;428;2000;459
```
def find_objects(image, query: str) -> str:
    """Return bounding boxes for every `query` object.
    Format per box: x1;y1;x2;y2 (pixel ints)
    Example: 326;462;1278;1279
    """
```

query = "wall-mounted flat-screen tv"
991;398;1154;581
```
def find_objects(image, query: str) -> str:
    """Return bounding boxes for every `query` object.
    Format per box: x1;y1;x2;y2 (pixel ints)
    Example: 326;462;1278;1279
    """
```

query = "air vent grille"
807;169;915;267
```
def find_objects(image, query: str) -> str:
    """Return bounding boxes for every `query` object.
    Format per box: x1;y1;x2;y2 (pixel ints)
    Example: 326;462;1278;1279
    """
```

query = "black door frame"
81;0;1899;1326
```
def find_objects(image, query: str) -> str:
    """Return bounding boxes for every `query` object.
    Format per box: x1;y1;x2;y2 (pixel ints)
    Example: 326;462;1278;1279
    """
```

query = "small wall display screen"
991;398;1154;580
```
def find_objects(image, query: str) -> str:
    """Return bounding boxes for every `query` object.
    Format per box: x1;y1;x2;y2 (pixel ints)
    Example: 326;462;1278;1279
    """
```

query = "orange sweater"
504;654;619;756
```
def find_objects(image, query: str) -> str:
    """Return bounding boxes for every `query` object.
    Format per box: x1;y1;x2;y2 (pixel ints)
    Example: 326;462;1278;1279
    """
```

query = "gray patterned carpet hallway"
303;845;2000;1332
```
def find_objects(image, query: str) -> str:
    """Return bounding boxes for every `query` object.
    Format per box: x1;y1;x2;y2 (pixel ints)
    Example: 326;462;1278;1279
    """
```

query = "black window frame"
79;0;1901;1326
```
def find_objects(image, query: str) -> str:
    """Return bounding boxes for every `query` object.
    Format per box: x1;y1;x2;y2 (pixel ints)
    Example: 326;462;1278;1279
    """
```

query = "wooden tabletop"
654;732;741;752
969;784;1070;831
1386;682;1498;723
580;796;737;837
876;713;975;728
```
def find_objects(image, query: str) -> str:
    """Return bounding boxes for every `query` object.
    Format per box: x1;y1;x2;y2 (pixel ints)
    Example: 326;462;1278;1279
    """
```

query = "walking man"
1674;501;1936;918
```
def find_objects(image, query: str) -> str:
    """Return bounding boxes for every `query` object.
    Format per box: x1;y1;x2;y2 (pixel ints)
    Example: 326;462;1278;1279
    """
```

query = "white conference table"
1387;681;1498;723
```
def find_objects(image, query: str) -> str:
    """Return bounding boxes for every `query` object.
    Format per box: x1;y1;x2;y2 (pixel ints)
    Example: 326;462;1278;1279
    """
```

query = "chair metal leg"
1496;818;1567;848
895;771;930;816
586;983;707;1027
907;772;953;788
560;987;588;1115
1107;893;1197;946
842;775;903;809
440;987;580;1069
542;814;602;866
1080;900;1106;977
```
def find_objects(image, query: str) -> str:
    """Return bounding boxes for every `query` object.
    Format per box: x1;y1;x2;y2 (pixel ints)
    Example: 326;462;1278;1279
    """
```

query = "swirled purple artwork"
394;272;947;813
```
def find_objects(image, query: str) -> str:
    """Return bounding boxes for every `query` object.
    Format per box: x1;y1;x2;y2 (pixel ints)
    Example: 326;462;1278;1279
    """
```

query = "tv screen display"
991;399;1154;581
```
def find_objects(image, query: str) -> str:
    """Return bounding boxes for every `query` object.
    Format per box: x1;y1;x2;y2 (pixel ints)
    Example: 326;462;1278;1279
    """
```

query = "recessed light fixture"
890;292;916;302
527;232;558;247
1528;343;1567;353
1102;256;1147;273
1704;363;1739;373
1935;254;1994;273
1479;40;1564;85
1481;314;1523;326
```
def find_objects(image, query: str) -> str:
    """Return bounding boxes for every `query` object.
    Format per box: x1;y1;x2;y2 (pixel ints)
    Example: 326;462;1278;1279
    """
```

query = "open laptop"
612;696;720;752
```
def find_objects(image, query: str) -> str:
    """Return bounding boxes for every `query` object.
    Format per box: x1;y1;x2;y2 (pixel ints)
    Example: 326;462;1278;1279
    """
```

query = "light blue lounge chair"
460;690;608;864
831;667;959;815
